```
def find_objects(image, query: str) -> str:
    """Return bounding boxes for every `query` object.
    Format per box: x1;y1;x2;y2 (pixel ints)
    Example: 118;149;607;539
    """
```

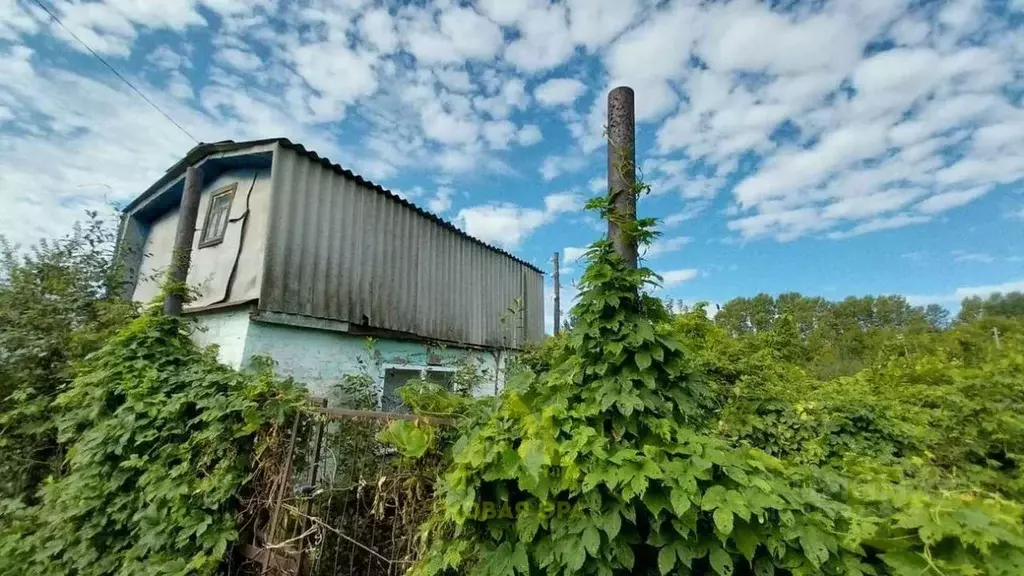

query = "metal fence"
233;402;450;576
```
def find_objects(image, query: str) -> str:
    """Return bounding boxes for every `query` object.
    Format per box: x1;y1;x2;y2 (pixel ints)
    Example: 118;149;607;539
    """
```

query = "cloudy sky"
1;0;1023;326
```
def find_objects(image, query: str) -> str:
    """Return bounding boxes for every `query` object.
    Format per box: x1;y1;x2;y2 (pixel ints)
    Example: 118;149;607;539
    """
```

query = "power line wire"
26;0;199;144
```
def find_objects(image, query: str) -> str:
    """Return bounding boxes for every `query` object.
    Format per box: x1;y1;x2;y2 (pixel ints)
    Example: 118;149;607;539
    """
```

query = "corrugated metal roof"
125;137;544;274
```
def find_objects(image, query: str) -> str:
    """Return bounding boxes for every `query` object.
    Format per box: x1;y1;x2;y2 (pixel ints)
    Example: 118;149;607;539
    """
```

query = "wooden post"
163;165;203;316
607;86;638;268
553;252;561;335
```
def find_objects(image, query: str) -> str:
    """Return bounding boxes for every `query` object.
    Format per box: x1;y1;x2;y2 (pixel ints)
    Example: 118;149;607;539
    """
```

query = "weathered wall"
260;145;544;348
188;307;253;368
241;317;508;405
132;168;271;308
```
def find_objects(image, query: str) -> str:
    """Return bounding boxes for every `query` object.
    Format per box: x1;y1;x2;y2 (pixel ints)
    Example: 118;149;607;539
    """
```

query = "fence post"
553;252;561;335
607;86;638;269
163;165;204;316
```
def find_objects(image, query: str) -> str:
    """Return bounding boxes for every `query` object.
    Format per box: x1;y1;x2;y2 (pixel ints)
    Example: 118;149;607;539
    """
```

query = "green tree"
0;213;136;500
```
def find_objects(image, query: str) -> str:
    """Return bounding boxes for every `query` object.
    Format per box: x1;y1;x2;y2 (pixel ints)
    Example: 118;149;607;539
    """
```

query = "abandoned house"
117;138;545;408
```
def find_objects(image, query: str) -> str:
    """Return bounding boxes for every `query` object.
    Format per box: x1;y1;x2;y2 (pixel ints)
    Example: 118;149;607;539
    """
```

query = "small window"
381;366;456;413
198;184;236;248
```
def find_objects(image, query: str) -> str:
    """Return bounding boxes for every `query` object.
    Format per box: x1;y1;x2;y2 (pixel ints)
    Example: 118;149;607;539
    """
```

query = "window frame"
198;183;238;249
380;364;459;412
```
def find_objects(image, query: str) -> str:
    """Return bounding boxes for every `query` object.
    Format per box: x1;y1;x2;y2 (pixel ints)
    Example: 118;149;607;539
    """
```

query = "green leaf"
713;508;734;536
880;551;930;574
753;557;775;576
519;439;546;479
601;509;622;540
654;347;671;368
670;487;692;516
700;485;728;510
517;511;540;541
635;351;652;371
582;525;601;556
511;543;529;575
377;420;432;458
732;523;759;561
798;527;830;568
658;545;677;575
565;541;587;572
709;545;734;576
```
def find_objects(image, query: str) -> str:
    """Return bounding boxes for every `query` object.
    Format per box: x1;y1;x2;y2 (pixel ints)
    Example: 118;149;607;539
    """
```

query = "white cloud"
563;246;588;261
3;0;1020;256
477;0;535;26
505;3;575;72
217;47;262;71
660;269;700;288
567;0;640;50
517;124;542;146
482;120;517;149
543;192;583;213
915;187;989;214
289;40;378;120
540;153;588;181
663;202;710;227
456;204;549;249
828;214;932;240
643;235;691;259
434;67;474;92
951;250;995;264
908;278;1024;306
148;45;189;71
456;192;582;249
403;6;503;64
702;6;861;75
420;103;480;145
534;78;587;107
427;186;454;213
474;77;529;119
360;8;398;53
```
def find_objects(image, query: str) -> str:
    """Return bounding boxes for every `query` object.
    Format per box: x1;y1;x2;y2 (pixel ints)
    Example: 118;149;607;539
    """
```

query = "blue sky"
1;0;1023;330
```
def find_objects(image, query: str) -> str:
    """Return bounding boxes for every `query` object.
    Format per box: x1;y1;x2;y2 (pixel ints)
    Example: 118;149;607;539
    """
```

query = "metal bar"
297;399;329;576
318;407;452;426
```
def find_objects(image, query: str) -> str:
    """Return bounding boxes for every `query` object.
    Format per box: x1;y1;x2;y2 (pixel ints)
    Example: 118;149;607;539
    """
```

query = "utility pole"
607;86;638;268
553;251;561;335
163;165;203;316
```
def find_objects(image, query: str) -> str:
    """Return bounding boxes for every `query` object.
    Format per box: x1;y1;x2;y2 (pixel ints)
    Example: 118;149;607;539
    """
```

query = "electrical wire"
26;0;200;144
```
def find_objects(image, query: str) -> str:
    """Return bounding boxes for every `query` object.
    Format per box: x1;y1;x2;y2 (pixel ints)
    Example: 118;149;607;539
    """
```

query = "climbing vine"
0;311;306;576
382;201;1024;575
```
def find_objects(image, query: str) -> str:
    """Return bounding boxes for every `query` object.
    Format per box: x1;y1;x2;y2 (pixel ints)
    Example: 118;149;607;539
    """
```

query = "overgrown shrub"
382;205;1024;575
0;213;137;500
0;311;306;575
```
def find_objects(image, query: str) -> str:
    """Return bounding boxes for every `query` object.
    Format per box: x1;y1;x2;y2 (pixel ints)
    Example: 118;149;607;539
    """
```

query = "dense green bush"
0;311;306;575
0;215;307;575
0;214;137;499
382;209;1024;574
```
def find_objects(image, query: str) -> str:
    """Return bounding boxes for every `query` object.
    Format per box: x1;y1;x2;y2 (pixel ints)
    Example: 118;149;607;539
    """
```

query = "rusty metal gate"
233;402;450;576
